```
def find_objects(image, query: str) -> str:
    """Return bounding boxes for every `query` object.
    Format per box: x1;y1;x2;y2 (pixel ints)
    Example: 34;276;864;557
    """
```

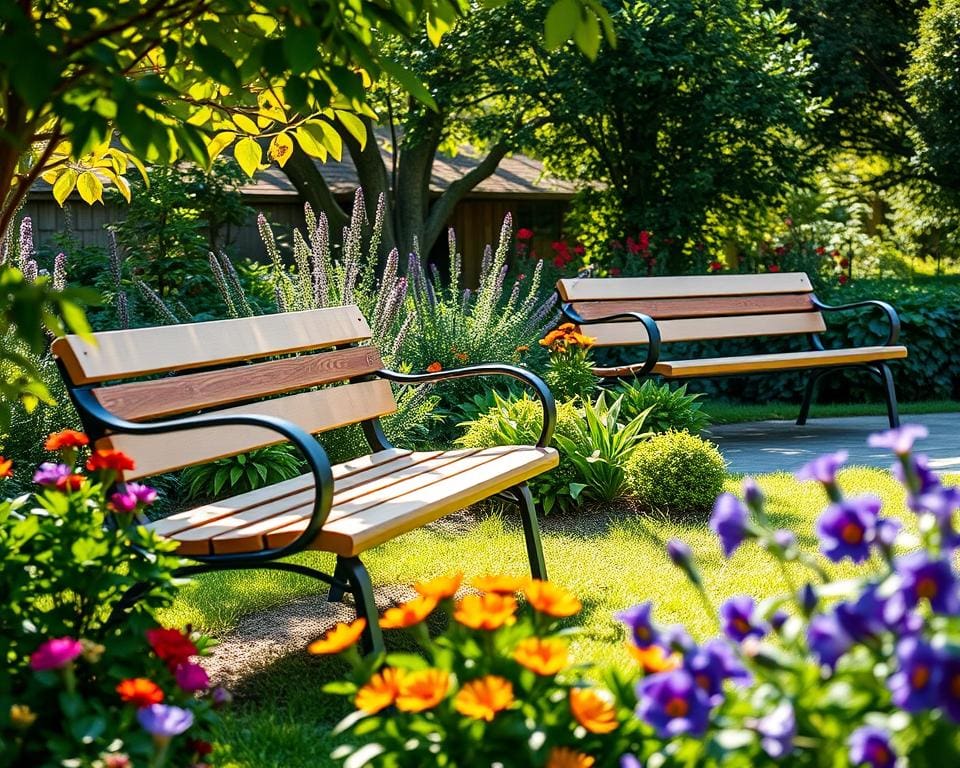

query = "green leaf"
544;0;579;50
192;43;241;89
335;111;368;150
573;7;601;60
234;137;262;177
380;58;436;111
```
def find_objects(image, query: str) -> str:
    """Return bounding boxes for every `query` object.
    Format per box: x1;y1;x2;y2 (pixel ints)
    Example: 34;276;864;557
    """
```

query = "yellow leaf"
187;106;213;126
127;153;149;184
233;113;260;135
268;133;294;167
335;111;367;150
317;120;343;161
207;131;237;164
76;172;103;204
294;125;328;161
52;169;78;206
234;136;262;177
101;168;131;203
257;90;287;123
41;169;60;184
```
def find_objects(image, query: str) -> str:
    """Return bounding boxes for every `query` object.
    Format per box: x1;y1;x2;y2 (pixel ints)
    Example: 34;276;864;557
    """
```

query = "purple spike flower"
815;496;881;563
719;596;768;642
709;493;749;558
636;669;712;737
889;637;942;712
895;551;960;615
848;726;896;768
616;602;658;648
868;424;928;455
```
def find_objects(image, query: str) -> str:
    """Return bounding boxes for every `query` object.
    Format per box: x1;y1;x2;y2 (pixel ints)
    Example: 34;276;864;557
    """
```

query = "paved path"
709;413;960;475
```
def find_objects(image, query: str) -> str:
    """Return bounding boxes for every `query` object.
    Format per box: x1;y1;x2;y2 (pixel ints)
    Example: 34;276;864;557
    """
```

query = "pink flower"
176;662;211;693
110;490;139;513
30;637;83;671
516;228;534;241
129;483;158;506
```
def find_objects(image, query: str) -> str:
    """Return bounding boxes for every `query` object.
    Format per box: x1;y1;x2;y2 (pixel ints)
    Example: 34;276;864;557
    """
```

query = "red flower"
516;228;534;241
0;456;12;479
639;230;650;251
45;430;89;452
116;678;164;708
551;241;569;255
190;740;214;757
609;267;621;276
768;264;781;273
708;261;723;273
774;246;785;257
426;362;442;373
56;474;86;492
552;256;566;269
831;249;840;258
816;246;826;255
839;258;850;268
839;274;849;285
146;628;197;669
86;450;136;473
573;244;585;256
626;237;642;255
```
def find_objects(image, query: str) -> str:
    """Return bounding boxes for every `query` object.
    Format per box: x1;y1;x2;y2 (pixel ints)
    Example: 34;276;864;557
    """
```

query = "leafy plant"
627;430;726;518
181;444;303;500
540;322;599;402
613;379;711;434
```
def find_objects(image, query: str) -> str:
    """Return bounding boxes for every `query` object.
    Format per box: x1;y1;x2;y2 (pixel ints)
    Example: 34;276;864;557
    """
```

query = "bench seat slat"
558;273;813;301
581;312;827;346
569;294;815;321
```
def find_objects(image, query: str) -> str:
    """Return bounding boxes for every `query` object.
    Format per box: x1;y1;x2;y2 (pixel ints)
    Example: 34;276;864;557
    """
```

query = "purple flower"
742;477;763;509
33;462;70;487
868;424;928;455
893;453;940;499
720;596;768;642
896;551;960;614
620;757;642;768
807;613;852;670
686;639;750;703
636;670;712;737
175;662;210;693
211;686;233;707
660;624;696;654
938;654;960;722
815;496;881;563
110;490;139;514
834;586;886;642
617;602;658;648
666;538;692;569
770;610;789;632
796;450;848;485
799;583;818;615
30;637;83;671
128;483;158;506
110;483;158;514
889;637;942;712
875;518;901;549
137;704;194;738
773;529;796;551
756;700;795;758
848;725;896;768
709;493;749;558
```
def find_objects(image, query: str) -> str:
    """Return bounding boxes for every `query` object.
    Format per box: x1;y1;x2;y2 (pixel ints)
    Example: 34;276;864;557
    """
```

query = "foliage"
0;436;221;766
553;392;650;503
613;380;710;436
627;430;726;519
181;444;304;501
539;322;598;402
314;426;960;766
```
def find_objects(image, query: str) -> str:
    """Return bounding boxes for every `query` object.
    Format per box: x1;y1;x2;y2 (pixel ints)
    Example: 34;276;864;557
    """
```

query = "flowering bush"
314;425;960;766
0;432;222;766
539;322;598;402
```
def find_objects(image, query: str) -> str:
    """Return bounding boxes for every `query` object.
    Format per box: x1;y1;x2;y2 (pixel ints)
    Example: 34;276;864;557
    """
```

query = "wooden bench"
52;306;559;653
558;272;907;427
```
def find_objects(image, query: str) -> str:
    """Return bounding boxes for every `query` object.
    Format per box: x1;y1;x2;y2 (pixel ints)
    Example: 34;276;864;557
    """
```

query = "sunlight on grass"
703;399;960;425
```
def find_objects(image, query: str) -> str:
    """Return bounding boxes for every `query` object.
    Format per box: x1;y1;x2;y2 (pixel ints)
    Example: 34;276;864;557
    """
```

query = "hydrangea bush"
0;432;223;766
314;425;960;766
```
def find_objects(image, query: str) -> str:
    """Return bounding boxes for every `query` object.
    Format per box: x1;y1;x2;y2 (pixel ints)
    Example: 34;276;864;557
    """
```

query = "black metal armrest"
377;364;557;448
811;296;901;346
71;389;334;564
561;303;662;377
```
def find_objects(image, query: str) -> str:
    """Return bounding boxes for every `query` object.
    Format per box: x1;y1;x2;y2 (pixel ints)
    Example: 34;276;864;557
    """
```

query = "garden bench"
558;272;907;427
52;306;558;653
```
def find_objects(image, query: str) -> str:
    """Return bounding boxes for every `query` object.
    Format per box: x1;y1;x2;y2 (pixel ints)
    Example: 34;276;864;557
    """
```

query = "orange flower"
513;637;569;675
55;474;87;493
569;688;618;734
395;668;450;712
625;643;682;674
471;574;527;594
307;618;366;655
539;329;566;348
44;430;89;451
86;449;136;473
454;352;469;363
557;323;576;332
453;592;517;630
454;675;514;721
523;580;582;618
567;332;596;348
116;678;164;708
380;595;438;629
414;572;462;600
546;747;595;768
0;456;12;479
355;667;406;714
426;362;442;373
515;345;530;354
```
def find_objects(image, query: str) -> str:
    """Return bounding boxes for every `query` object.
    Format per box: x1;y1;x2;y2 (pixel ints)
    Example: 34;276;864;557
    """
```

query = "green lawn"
157;467;958;768
702;399;960;425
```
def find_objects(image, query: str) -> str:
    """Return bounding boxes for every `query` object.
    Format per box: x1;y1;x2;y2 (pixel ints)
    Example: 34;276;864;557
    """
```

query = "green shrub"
180;445;303;500
612;379;710;434
541;324;599;402
627;430;726;518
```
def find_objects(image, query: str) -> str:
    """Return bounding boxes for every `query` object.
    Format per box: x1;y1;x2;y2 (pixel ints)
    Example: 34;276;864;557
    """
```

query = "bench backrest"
557;273;825;347
52;306;394;480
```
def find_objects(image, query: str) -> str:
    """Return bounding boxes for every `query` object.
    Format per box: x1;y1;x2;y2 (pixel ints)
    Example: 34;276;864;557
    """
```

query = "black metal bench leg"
515;483;547;581
327;556;350;603
877;363;900;428
796;371;821;426
340;556;384;655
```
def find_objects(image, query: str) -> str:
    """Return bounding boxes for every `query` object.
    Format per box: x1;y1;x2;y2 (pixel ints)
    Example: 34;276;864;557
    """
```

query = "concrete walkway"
709;412;960;475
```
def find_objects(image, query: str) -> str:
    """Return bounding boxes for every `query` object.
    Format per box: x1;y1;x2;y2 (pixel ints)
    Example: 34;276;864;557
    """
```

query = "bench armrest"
71;389;335;564
811;296;901;346
561;303;662;377
377;364;557;448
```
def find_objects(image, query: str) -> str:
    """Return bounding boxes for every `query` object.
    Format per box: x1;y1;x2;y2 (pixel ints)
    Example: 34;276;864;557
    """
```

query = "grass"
702;399;960;425
158;467;959;768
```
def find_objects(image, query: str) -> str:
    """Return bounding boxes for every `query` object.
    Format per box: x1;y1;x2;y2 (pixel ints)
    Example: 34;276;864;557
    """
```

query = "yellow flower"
471;574;527;594
380;595;439;629
414;572;463;600
10;704;36;729
453;675;514;721
307;618;366;655
395;668;451;712
568;332;596;348
625;643;682;674
569;688;618;734
513;637;569;676
355;667;406;714
546;747;595;768
453;592;517;630
523;580;582;618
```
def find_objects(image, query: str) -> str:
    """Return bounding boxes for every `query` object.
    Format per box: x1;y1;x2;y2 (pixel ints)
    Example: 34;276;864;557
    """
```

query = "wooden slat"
266;446;559;556
101;379;397;480
557;273;813;301
53;306;372;384
582;312;827;347
570;294;815;321
92;346;383;421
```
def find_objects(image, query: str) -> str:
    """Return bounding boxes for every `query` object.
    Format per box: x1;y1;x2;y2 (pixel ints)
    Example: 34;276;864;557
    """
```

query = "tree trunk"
282;145;350;235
